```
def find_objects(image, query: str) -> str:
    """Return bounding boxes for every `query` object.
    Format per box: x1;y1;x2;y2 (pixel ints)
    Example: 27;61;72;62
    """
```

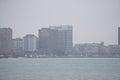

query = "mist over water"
0;0;120;44
0;0;120;80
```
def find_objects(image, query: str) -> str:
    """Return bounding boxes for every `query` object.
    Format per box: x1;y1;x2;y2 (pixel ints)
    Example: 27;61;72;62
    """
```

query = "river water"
0;58;120;80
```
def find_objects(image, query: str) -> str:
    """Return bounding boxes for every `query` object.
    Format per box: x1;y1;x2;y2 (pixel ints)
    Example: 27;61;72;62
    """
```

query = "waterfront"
0;58;120;80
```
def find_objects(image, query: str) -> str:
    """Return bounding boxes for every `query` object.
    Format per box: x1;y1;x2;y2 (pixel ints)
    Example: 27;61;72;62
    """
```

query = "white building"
23;34;38;52
74;42;105;57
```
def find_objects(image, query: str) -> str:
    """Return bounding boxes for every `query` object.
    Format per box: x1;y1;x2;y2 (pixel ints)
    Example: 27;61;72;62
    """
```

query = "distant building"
50;25;73;51
38;28;58;55
12;38;24;56
118;27;120;45
107;45;120;57
38;25;73;56
13;38;23;50
0;28;12;55
74;42;105;57
23;34;38;53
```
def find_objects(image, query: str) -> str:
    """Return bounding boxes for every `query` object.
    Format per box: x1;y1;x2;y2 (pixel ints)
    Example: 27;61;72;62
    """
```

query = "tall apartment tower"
0;28;12;55
118;27;120;45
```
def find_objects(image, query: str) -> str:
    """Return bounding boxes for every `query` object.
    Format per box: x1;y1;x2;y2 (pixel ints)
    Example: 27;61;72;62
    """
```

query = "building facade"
73;42;105;57
39;28;58;55
12;38;24;56
13;38;23;50
23;34;38;53
107;45;120;57
50;25;73;51
38;25;73;56
0;28;12;55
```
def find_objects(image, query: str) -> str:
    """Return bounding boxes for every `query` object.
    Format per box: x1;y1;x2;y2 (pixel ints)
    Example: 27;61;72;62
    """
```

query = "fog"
0;0;120;45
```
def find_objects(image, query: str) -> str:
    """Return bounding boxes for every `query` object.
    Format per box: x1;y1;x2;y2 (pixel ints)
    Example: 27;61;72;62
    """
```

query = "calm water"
0;58;120;80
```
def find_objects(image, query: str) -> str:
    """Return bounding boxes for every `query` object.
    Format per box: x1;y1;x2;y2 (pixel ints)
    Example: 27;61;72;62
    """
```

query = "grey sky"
0;0;120;45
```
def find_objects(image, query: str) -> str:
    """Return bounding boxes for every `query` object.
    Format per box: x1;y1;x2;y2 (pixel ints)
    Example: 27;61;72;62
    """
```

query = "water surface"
0;58;120;80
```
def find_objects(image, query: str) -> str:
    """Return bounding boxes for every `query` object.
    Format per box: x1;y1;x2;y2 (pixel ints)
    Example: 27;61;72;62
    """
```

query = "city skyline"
0;0;120;45
1;26;119;46
1;27;120;58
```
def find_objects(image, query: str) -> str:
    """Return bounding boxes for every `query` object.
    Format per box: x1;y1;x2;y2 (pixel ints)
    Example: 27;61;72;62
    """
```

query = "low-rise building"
73;42;105;57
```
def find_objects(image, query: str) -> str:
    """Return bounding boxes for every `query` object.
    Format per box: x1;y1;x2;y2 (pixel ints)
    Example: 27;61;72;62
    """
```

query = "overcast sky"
0;0;120;45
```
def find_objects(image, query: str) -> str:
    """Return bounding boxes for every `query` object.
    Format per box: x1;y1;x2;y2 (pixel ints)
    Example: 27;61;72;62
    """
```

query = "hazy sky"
0;0;120;45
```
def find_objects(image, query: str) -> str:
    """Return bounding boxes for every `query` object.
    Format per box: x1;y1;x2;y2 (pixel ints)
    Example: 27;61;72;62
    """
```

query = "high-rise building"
23;34;38;52
38;25;73;55
39;28;58;52
50;25;73;50
0;28;12;55
118;27;120;45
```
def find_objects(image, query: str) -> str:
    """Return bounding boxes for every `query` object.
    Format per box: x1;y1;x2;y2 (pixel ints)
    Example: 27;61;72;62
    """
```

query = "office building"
50;25;73;50
23;34;38;52
38;25;73;55
39;28;58;53
0;28;12;55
